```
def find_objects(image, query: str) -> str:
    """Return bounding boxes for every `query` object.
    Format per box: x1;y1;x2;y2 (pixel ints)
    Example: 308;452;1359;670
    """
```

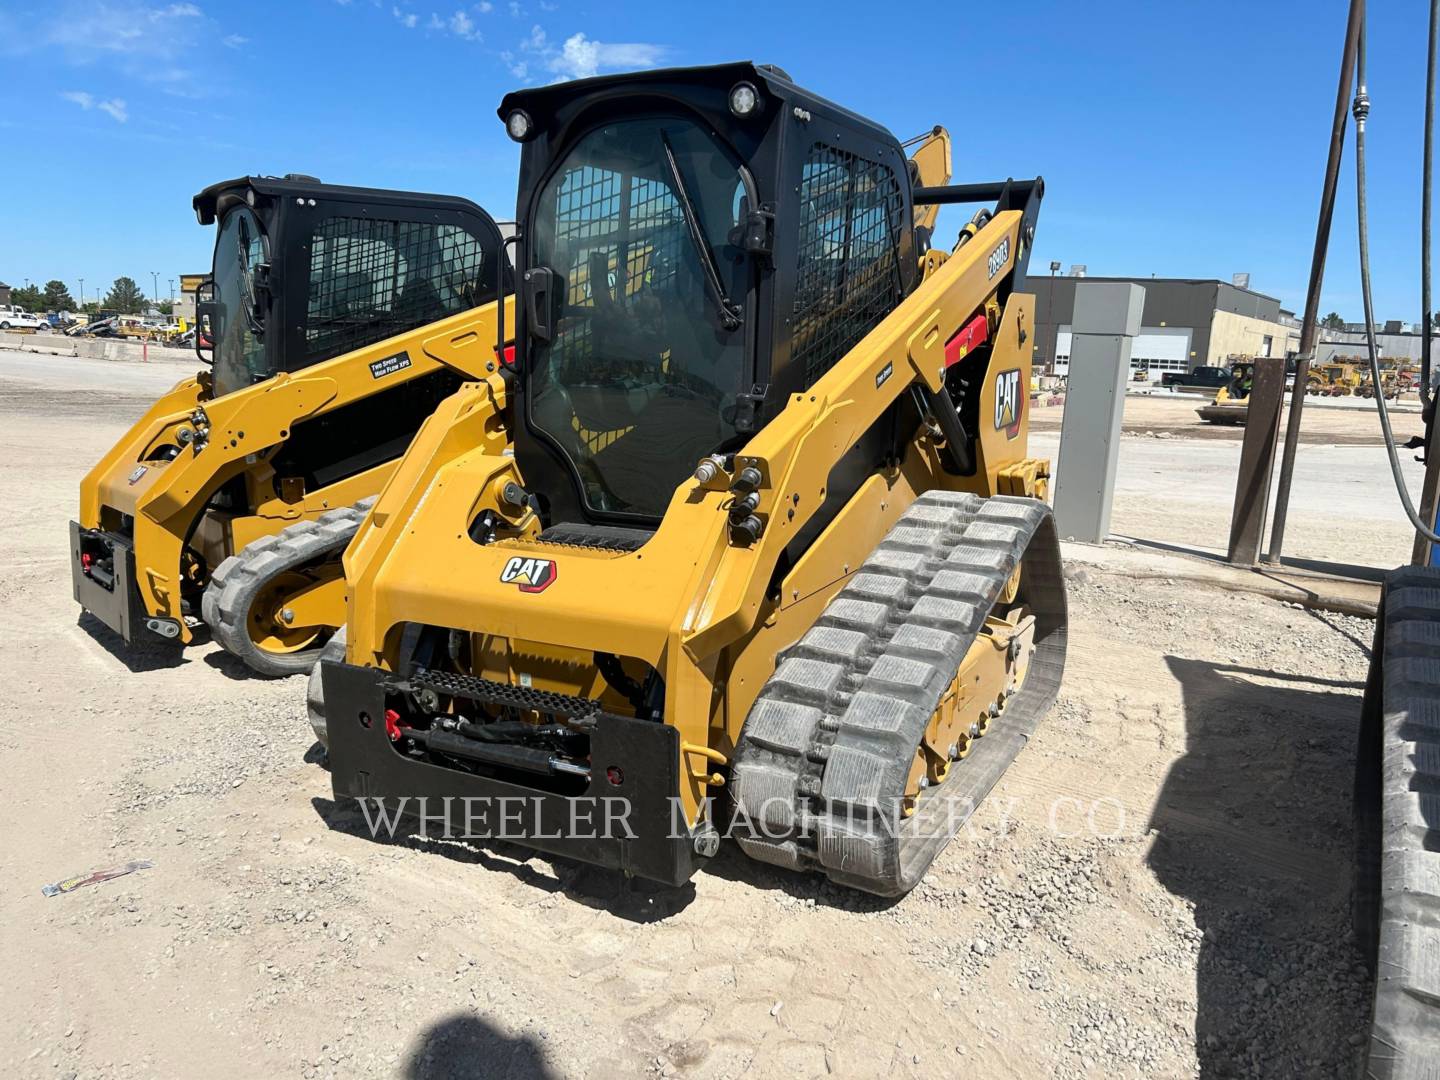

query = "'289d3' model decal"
499;555;557;593
986;236;1011;279
994;369;1023;439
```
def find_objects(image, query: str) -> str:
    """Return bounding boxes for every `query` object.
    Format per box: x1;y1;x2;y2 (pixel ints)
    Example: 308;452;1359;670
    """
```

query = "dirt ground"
1030;393;1426;569
1;354;1377;1079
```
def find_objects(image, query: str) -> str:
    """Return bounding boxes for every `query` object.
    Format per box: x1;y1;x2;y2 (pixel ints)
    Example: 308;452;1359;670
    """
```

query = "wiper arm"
660;132;743;332
236;215;265;336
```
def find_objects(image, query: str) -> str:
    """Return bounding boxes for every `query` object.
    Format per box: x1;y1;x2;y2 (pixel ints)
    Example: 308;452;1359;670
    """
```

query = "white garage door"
1052;325;1192;379
1132;327;1191;365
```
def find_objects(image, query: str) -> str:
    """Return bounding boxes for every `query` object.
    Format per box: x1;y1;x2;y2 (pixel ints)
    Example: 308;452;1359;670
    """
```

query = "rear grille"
535;523;653;552
410;667;601;720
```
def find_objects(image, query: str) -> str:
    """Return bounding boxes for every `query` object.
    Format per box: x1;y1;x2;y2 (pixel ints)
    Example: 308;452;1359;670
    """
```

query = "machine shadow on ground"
402;1012;558;1079
310;795;699;923
1152;656;1371;1077
310;784;902;919
75;611;188;672
200;646;277;681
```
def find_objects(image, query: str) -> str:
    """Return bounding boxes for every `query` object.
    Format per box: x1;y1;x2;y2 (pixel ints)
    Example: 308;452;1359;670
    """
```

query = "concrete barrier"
0;330;196;366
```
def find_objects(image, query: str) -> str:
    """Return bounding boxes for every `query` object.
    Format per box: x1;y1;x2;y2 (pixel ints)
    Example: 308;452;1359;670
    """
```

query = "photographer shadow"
402;1012;558;1079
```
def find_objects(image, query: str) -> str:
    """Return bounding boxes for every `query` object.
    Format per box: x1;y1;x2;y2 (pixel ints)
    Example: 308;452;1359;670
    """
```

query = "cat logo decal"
499;556;558;594
994;369;1023;439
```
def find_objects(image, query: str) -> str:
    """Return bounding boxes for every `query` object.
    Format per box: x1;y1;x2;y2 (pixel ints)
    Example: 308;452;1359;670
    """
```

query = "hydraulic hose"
1355;9;1440;544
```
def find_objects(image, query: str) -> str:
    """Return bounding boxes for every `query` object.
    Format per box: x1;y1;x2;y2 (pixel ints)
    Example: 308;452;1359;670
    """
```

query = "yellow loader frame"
72;298;511;648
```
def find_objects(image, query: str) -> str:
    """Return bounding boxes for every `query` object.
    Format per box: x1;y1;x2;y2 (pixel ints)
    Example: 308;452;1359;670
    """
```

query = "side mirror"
523;265;558;343
194;279;216;365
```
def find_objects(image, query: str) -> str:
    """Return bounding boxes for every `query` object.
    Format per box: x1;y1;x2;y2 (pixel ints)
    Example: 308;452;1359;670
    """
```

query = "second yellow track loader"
72;176;512;675
315;63;1067;896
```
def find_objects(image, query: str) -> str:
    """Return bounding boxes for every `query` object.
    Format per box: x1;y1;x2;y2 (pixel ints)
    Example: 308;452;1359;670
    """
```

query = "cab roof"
496;61;900;149
192;175;489;226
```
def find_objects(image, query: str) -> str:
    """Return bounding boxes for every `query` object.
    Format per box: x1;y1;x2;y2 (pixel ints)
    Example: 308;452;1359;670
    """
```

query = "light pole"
1047;261;1061;375
168;278;175;305
151;272;159;311
78;278;84;312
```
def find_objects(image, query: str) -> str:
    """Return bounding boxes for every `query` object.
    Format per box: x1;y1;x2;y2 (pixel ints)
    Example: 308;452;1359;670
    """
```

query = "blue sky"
0;0;1430;321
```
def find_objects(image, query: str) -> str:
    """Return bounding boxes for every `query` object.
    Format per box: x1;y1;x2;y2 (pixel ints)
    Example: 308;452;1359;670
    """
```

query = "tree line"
8;276;171;316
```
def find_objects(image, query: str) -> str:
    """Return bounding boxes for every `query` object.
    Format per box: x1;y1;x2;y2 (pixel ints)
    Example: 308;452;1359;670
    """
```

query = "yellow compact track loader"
1196;360;1255;424
315;63;1067;896
72;176;512;675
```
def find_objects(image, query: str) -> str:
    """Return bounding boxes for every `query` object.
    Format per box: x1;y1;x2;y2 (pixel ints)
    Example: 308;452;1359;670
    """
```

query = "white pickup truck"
0;306;48;331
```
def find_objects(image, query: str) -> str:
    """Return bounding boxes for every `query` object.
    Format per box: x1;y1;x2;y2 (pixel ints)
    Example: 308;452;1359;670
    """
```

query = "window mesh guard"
305;217;493;363
548;165;686;373
791;145;904;388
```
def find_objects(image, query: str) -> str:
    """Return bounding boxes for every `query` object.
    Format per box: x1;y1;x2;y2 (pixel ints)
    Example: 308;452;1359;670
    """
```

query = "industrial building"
1029;275;1300;381
1318;327;1427;363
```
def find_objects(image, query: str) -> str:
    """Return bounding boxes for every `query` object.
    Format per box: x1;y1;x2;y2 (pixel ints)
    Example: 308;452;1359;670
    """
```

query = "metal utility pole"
1227;358;1288;564
78;278;84;310
151;272;159;309
1046;261;1060;372
1264;0;1366;565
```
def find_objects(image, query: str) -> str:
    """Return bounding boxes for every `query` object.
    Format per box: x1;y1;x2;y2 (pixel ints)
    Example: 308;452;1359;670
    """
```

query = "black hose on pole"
1355;6;1440;545
1423;0;1436;412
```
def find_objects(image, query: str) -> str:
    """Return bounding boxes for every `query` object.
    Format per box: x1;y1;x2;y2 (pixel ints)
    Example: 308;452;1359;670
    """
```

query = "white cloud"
545;32;665;81
393;5;419;27
476;0;493;10
507;24;660;82
10;3;218;96
500;50;528;79
449;9;480;38
222;33;248;47
417;8;482;40
60;90;128;123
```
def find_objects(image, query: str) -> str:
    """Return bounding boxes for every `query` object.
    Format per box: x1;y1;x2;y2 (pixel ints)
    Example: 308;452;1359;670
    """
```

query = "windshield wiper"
660;132;743;332
236;215;266;336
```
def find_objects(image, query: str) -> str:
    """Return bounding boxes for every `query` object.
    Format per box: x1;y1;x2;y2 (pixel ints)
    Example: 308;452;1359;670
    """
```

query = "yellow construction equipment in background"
72;176;512;675
1307;359;1364;395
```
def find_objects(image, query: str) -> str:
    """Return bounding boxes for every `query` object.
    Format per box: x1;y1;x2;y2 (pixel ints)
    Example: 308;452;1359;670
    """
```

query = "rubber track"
306;625;347;748
1360;566;1440;1080
730;492;1067;897
202;498;373;677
